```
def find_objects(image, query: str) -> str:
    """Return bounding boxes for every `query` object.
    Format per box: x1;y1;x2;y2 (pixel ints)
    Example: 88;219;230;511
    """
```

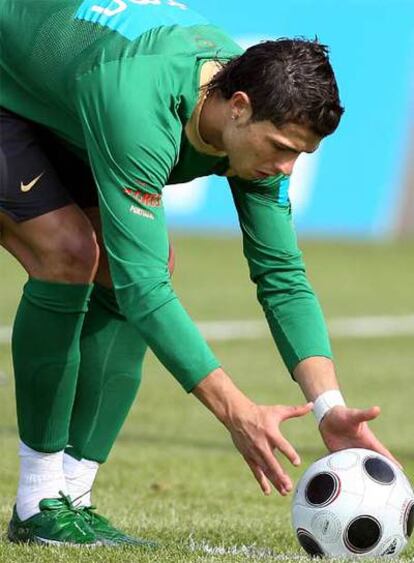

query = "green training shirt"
0;0;332;390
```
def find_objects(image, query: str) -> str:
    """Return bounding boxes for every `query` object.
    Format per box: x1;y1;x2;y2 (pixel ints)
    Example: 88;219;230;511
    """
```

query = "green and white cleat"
8;492;99;546
80;506;157;547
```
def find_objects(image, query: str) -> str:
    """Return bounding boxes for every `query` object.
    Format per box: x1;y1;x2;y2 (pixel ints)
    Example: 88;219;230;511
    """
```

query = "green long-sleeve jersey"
0;0;332;390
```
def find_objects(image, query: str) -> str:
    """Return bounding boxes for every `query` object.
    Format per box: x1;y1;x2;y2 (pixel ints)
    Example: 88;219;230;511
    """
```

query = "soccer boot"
79;505;157;547
8;492;99;546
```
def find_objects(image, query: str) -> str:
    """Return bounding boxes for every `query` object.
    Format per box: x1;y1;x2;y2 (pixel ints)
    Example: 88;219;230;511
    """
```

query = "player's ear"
229;91;253;122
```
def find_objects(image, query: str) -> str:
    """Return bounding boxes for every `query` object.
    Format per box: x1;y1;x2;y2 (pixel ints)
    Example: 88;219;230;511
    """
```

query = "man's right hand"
226;401;313;495
192;368;313;496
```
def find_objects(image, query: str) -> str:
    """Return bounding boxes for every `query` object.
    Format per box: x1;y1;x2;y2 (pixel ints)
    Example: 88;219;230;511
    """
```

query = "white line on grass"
1;314;414;345
188;538;308;560
0;326;11;344
197;315;414;341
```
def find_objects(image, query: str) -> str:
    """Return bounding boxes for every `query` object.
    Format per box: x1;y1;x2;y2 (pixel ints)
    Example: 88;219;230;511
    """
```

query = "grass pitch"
0;237;413;562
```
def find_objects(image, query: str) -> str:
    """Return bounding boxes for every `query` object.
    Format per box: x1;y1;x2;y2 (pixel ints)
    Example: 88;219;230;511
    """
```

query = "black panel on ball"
345;516;381;553
305;472;339;506
364;457;395;484
297;529;324;558
405;502;414;538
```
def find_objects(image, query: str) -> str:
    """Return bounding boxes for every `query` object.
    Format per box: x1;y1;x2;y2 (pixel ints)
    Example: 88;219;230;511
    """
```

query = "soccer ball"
292;448;414;558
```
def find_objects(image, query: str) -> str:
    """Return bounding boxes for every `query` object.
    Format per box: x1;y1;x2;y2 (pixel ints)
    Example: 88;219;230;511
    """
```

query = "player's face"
221;94;321;180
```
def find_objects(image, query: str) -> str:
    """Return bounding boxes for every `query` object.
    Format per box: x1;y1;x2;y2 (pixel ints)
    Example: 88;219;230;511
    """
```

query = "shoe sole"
8;530;101;547
35;536;102;547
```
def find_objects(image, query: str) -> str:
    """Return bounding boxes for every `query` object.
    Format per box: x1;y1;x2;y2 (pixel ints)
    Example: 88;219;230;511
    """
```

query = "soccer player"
0;0;395;547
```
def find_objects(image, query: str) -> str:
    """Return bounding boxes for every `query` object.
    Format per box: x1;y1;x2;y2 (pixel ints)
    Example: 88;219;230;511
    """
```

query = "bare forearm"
191;367;253;427
193;358;340;423
293;356;341;401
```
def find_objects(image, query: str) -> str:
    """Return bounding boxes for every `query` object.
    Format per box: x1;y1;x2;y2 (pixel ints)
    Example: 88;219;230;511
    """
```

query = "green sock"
66;284;146;463
12;278;93;452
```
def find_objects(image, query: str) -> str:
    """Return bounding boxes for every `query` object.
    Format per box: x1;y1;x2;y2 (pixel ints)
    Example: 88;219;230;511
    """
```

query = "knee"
38;231;100;283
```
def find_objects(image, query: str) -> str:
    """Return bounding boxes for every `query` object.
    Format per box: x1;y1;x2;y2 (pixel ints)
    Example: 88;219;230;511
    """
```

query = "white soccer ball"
292;448;414;558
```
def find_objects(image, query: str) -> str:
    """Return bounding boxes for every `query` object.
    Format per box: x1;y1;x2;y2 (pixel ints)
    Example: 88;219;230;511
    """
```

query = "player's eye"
273;142;298;154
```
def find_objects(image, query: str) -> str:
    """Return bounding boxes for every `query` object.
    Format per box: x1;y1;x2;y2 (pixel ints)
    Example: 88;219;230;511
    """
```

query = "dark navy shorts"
0;107;98;222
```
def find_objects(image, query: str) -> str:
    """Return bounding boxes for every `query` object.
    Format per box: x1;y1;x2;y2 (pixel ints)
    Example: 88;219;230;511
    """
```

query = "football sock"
16;441;67;520
66;284;146;463
63;453;99;507
12;278;93;451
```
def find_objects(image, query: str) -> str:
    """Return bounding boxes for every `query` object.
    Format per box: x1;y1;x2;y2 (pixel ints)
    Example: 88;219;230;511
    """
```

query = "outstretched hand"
226;402;313;496
192;369;314;497
319;405;401;467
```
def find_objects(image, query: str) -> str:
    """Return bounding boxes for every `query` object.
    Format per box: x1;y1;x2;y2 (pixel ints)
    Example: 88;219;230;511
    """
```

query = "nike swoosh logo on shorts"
20;172;44;192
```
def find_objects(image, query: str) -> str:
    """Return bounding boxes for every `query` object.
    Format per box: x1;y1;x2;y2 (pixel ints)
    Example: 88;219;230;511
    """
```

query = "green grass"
0;237;413;562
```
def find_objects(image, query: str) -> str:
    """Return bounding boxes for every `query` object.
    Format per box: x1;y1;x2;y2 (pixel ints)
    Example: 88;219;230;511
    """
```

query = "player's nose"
275;159;295;177
273;154;300;177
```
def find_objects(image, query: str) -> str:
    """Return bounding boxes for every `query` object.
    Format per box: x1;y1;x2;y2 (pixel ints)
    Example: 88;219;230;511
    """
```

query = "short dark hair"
207;38;344;137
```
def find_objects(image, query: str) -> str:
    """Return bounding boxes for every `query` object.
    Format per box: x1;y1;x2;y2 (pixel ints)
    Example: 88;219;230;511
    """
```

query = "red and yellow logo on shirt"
123;186;162;208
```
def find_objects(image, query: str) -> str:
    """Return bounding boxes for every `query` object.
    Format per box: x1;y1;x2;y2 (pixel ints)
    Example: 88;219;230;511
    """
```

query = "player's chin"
230;162;264;180
236;169;260;181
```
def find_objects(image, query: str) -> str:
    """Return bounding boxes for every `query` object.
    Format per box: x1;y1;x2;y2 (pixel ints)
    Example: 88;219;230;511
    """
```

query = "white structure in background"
289;151;319;216
163;177;209;214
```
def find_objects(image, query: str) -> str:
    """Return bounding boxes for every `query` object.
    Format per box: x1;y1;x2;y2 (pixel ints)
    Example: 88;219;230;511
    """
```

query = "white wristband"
313;390;346;425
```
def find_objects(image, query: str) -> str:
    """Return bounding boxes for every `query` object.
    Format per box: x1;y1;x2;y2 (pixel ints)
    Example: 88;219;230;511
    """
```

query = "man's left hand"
319;405;401;467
